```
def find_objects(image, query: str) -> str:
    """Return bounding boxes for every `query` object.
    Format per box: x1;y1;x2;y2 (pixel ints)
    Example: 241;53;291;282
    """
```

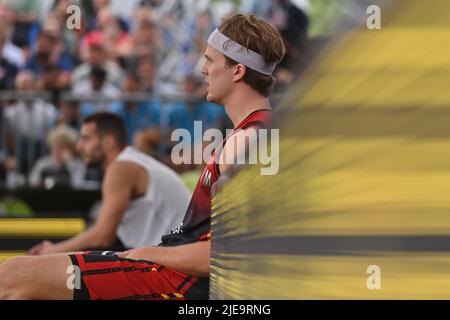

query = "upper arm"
92;162;138;240
218;126;259;175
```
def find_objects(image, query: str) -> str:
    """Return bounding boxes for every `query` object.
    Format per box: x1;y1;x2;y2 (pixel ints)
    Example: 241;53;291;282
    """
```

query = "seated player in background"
29;113;191;255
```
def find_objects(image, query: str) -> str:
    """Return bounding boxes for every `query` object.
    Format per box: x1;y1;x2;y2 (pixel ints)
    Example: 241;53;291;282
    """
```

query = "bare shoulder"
104;161;147;186
218;126;260;175
222;125;260;155
108;161;142;176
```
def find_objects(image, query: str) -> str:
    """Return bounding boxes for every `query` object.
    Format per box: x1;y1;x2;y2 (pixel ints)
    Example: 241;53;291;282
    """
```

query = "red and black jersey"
161;109;272;247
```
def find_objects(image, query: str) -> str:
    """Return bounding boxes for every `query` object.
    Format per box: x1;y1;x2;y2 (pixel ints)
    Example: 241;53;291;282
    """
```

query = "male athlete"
29;112;191;255
0;14;285;300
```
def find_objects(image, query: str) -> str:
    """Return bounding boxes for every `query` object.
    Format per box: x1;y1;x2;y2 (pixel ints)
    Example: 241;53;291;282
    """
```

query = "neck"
104;146;126;169
223;86;271;127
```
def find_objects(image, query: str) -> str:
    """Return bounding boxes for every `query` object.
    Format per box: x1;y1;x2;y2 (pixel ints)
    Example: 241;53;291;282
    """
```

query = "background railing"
0;90;241;188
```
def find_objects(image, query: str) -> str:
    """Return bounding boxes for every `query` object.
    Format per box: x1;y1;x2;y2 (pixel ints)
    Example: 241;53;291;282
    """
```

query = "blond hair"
219;14;286;97
47;124;79;151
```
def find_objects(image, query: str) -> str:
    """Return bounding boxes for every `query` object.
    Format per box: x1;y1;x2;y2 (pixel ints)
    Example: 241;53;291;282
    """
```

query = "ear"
102;134;115;151
232;64;246;82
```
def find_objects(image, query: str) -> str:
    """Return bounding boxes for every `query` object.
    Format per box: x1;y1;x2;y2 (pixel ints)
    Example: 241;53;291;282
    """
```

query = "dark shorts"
69;251;209;300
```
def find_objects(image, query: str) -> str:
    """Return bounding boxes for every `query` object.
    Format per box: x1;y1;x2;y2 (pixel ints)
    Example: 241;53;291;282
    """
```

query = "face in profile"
76;123;106;166
201;45;235;105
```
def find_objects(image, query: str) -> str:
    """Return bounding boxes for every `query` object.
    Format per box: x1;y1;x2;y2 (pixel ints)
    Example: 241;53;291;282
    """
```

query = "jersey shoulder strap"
214;109;273;176
237;109;272;130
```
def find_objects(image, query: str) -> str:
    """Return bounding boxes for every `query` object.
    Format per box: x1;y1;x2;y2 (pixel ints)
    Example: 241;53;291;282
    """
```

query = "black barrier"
0;188;101;218
0;300;441;318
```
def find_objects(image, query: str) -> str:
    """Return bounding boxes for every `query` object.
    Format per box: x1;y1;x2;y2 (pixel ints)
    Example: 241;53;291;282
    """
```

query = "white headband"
207;28;277;76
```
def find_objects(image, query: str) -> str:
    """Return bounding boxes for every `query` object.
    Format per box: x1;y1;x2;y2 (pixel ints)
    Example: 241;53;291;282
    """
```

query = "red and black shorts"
68;251;209;300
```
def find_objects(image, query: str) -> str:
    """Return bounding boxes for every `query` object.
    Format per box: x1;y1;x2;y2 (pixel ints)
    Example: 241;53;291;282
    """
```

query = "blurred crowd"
0;0;310;190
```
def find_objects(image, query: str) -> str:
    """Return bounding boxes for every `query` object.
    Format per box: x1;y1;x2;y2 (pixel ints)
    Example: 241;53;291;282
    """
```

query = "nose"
200;61;208;77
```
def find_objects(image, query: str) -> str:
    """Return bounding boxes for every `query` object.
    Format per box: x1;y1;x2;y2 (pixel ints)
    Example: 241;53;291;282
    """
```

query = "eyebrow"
204;54;213;62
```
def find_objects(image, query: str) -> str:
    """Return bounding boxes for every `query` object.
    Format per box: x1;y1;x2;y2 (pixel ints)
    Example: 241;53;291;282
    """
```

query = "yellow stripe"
160;294;170;299
0;219;86;237
0;251;26;264
173;293;184;298
211;253;450;299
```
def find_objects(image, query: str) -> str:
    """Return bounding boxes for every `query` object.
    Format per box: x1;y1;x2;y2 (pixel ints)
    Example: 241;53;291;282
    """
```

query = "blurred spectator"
178;9;214;82
110;0;142;26
82;0;110;32
72;64;121;116
72;42;124;89
0;2;15;39
29;124;87;189
82;0;130;33
113;72;160;143
0;1;40;51
128;4;160;81
4;71;58;173
130;19;158;58
277;0;309;91
136;54;156;92
73;64;120;97
241;0;309;90
192;10;214;56
139;0;162;8
33;9;79;58
80;6;132;62
6;0;41;49
0;29;19;90
25;31;76;78
131;4;157;33
270;0;309;62
0;3;26;69
241;0;274;19
58;100;83;131
36;64;69;108
37;0;57;23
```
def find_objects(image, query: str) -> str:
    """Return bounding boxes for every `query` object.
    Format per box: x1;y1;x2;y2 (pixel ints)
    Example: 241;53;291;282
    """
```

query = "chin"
206;93;220;105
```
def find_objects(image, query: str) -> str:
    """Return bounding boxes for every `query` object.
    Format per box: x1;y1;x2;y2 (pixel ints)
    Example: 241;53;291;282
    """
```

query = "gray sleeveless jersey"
115;147;191;248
